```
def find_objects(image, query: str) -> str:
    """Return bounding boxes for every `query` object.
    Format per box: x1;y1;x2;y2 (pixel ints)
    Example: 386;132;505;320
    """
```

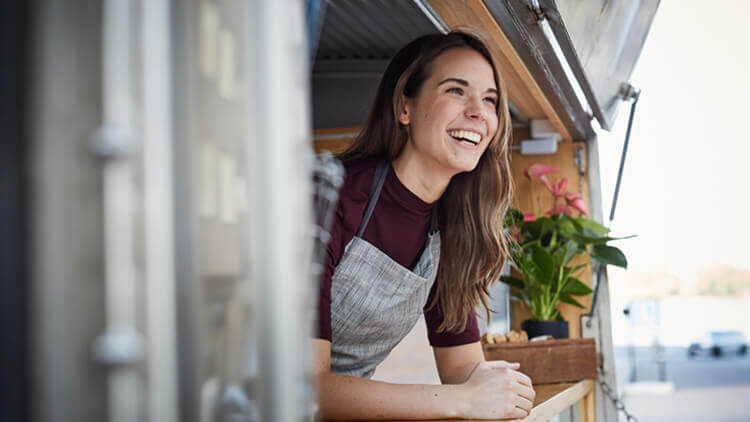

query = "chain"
597;372;639;422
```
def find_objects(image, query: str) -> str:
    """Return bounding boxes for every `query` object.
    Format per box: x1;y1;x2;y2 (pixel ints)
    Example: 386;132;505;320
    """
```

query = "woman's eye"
484;97;498;106
447;87;463;95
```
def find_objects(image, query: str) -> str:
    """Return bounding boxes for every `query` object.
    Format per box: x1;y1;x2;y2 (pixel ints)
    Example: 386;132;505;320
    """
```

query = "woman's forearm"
317;371;466;420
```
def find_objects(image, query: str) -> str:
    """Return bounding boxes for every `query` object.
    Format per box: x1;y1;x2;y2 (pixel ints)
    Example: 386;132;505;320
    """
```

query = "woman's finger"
515;382;536;402
513;370;533;387
486;360;519;369
515;394;534;411
511;406;530;419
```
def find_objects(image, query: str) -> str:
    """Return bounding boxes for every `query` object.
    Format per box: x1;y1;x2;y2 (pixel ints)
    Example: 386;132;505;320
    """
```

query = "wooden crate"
483;338;597;385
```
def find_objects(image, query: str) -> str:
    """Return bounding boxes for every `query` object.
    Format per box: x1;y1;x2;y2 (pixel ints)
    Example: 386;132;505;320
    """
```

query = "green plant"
501;164;631;321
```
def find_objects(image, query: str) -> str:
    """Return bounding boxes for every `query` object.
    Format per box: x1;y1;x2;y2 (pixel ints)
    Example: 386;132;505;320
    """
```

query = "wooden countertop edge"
331;379;594;422
518;379;593;422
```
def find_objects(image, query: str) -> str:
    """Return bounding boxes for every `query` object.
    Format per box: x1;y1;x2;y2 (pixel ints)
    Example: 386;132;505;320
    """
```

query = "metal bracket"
90;125;136;159
573;144;586;175
530;0;545;21
92;325;146;368
618;83;641;102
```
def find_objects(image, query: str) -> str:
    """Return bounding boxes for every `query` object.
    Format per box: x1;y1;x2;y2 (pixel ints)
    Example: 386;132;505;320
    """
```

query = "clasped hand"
457;360;536;420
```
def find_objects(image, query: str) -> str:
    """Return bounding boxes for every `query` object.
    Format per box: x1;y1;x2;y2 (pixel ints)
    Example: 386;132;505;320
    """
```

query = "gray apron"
330;160;441;379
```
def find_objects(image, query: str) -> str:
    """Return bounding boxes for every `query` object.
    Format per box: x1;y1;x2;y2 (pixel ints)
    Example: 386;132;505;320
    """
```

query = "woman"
314;31;535;420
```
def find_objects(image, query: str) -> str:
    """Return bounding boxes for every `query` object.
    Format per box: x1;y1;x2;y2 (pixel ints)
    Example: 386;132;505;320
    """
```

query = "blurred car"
688;330;748;358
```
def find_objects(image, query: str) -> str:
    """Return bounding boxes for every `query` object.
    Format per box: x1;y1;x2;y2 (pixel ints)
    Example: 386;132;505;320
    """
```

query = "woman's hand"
455;360;536;420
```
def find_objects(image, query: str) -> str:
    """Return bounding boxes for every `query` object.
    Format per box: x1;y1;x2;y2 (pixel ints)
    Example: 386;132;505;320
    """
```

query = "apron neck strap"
356;159;389;238
429;207;438;235
356;159;440;237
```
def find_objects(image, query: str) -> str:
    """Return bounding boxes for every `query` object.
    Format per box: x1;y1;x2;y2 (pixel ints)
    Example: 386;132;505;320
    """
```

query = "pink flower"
545;204;572;216
539;175;554;192
544;177;568;198
523;212;536;222
568;197;589;216
524;164;561;180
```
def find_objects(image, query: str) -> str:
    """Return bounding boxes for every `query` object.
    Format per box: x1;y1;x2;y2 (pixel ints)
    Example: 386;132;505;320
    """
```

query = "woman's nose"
465;96;486;120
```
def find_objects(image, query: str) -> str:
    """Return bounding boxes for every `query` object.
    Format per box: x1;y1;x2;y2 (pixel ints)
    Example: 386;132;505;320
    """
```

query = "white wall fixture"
520;137;559;155
510;119;562;156
530;119;561;141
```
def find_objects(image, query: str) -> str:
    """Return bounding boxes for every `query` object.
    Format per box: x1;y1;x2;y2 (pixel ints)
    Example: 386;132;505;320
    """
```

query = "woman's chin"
446;158;481;175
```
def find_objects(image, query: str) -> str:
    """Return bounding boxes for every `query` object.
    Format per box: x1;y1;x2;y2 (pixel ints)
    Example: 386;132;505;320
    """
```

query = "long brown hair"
339;31;513;333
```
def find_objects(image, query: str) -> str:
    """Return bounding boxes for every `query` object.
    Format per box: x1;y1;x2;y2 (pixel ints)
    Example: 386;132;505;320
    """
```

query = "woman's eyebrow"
438;78;498;95
438;77;469;87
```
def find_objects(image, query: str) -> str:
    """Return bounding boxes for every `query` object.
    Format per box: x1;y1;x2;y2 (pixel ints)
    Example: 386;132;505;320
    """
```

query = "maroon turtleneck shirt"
316;157;479;347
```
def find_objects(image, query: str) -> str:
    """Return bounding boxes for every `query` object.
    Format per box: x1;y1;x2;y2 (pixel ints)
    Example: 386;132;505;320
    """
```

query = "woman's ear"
398;96;411;126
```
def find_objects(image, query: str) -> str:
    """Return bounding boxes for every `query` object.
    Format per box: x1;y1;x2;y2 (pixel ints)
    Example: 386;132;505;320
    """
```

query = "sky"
596;0;750;290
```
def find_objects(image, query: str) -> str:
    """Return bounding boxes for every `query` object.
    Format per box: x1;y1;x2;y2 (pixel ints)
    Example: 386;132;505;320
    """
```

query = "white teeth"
448;129;481;144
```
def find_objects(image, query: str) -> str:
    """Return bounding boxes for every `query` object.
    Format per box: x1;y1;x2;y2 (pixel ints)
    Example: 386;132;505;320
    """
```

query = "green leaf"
527;246;554;284
581;227;601;239
560;293;585;309
551;240;579;268
570;217;584;233
521;219;542;239
562;277;593;296
557;218;578;239
552;246;565;268
504;208;524;228
574;234;637;246
523;217;555;241
562;240;579;266
500;275;525;290
576;218;610;236
591;245;628;268
564;263;588;279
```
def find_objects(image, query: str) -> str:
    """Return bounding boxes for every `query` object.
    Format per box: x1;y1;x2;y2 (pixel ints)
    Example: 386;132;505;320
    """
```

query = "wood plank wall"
313;127;360;155
509;128;591;339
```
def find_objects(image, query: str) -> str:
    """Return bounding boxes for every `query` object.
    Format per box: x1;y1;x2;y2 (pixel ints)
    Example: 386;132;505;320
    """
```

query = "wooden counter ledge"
331;379;594;422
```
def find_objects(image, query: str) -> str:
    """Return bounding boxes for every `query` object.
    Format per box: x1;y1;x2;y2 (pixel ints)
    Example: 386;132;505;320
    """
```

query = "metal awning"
311;0;659;134
315;0;439;60
487;0;659;133
556;0;659;130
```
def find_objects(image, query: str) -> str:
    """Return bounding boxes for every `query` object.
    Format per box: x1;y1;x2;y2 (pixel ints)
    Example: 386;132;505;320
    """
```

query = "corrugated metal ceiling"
315;0;438;60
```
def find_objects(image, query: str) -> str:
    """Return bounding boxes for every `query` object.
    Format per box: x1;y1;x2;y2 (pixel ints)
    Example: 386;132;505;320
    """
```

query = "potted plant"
501;164;631;339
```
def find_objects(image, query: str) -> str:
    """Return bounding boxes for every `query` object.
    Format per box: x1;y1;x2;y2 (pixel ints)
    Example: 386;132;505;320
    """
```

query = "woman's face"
400;47;499;175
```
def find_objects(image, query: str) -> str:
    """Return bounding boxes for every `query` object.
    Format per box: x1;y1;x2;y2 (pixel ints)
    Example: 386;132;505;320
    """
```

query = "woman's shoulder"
339;156;379;198
341;156;378;179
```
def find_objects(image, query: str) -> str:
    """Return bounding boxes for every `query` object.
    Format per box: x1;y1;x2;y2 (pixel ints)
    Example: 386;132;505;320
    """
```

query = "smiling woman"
314;32;533;420
394;48;500;206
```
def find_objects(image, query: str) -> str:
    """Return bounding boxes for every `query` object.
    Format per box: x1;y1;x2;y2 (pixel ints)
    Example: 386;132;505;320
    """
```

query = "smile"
447;129;482;147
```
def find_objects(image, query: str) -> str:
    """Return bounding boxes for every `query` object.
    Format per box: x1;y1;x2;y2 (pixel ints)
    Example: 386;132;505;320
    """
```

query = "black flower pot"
521;320;569;339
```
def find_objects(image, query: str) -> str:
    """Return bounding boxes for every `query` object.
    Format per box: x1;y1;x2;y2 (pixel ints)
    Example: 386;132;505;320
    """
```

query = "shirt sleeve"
423;283;481;347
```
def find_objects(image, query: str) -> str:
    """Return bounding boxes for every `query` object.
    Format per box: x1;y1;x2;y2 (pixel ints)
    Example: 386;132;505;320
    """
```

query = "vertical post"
581;135;619;422
28;1;108;420
92;1;143;421
142;0;178;420
248;0;313;421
